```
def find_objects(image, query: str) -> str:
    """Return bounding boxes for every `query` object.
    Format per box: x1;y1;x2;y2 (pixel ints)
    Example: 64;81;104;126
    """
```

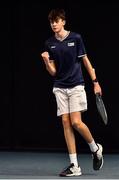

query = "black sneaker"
59;163;82;177
92;143;104;170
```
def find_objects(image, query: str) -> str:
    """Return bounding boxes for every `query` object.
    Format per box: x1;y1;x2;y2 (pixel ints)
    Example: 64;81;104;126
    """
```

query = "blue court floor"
0;151;119;179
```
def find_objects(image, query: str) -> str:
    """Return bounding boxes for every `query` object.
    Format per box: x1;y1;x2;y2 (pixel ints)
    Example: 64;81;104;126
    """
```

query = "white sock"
88;139;98;152
69;153;78;167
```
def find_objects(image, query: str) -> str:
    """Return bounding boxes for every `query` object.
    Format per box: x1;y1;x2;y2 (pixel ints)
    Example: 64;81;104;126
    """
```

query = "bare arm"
41;51;56;76
82;55;102;95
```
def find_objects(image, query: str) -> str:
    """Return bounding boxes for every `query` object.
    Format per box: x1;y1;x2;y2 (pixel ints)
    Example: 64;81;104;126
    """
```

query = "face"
50;18;65;33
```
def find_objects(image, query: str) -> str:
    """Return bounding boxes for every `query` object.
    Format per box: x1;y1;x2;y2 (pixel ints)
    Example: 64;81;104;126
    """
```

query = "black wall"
0;2;119;153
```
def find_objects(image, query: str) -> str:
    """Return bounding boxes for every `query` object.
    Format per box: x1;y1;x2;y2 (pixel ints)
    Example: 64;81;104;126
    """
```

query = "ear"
63;20;66;26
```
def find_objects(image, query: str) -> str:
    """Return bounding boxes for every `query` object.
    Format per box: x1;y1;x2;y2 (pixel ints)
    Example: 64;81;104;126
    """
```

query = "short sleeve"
76;34;87;58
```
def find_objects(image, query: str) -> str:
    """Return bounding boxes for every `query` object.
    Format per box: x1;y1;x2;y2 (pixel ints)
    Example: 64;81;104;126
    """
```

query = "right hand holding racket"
93;81;102;96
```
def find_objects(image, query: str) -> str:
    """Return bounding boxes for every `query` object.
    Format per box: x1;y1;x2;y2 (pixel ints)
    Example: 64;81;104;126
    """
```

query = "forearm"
82;55;102;94
82;55;97;81
41;51;56;76
45;61;56;76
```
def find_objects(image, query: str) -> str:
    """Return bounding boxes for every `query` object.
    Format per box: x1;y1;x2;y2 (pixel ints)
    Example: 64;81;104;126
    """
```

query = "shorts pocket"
53;87;59;94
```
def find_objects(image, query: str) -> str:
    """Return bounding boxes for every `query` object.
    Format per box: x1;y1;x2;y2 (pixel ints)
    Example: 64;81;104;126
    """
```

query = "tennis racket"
95;93;108;125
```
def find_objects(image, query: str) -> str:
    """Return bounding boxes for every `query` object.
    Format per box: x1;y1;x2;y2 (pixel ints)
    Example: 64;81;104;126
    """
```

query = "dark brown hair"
48;9;66;23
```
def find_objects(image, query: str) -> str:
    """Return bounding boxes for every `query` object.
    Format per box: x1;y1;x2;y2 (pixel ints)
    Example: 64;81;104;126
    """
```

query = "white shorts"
53;85;87;116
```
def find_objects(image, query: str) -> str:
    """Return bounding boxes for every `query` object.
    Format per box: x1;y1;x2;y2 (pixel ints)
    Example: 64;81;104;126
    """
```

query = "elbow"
45;62;57;76
51;70;56;76
46;67;56;76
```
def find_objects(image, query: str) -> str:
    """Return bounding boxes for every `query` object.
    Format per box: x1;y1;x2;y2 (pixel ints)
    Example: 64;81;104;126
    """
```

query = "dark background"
0;1;119;153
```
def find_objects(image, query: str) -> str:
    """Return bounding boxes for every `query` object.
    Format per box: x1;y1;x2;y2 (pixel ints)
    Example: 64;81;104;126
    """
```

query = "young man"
41;8;103;177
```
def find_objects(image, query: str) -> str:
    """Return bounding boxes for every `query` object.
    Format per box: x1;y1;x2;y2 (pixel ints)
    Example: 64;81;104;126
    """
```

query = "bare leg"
62;113;76;154
69;112;103;172
70;112;93;143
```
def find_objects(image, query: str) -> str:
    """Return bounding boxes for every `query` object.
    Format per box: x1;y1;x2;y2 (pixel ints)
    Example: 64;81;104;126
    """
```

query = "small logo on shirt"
67;42;75;46
51;46;56;48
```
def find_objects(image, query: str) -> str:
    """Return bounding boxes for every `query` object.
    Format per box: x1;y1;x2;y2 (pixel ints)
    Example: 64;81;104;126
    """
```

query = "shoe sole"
60;172;82;177
100;155;104;169
96;144;104;170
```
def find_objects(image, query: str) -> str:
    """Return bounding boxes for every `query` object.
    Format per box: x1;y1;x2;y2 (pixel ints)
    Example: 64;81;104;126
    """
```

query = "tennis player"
41;8;103;177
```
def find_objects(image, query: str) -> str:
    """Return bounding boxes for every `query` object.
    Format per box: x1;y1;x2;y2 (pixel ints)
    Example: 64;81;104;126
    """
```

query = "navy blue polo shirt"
44;32;87;88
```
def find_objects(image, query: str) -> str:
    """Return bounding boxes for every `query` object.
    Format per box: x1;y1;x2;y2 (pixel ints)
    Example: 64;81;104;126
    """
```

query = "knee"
71;120;82;130
62;116;71;129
